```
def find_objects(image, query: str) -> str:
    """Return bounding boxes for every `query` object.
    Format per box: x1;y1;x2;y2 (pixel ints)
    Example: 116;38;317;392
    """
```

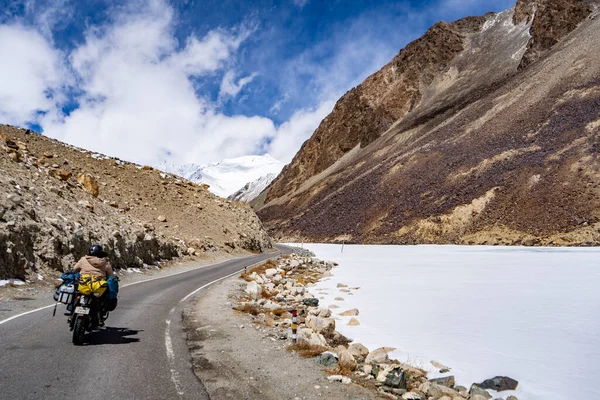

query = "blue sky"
0;0;514;165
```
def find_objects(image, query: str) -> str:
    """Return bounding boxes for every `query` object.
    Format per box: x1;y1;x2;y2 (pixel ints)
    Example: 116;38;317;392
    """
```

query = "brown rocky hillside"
257;0;600;246
0;125;271;279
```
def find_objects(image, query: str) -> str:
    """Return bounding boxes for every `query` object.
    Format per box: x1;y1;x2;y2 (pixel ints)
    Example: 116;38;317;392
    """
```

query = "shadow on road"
86;327;142;345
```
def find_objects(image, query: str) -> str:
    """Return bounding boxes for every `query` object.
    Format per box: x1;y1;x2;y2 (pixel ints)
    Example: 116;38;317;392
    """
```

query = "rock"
77;174;99;197
402;392;424;400
438;396;452;400
335;346;357;369
78;200;94;212
43;152;54;158
317;308;331;318
334;297;344;301
264;268;278;277
50;168;72;181
339;308;359;316
430;376;455;388
157;215;167;222
312;351;338;368
348;343;369;363
347;317;360;326
431;360;451;371
6;193;22;205
507;396;518;400
420;381;461;398
245;281;262;300
306;314;335;333
327;375;352;384
380;366;407;389
470;396;488;400
365;347;395;364
336;283;348;288
477;376;519;391
328;304;339;309
469;384;492;399
302;298;319;307
187;247;196;255
8;151;21;162
109;201;119;208
455;385;468;397
297;328;328;347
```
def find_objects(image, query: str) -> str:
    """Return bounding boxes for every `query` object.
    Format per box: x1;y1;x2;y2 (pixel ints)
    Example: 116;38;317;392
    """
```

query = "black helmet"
88;244;108;258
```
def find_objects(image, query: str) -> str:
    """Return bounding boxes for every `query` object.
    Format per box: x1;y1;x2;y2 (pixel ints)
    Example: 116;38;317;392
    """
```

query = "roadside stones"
157;215;167;222
348;343;369;363
302;298;319;307
305;314;334;333
477;376;519;391
77;173;99;197
187;247;196;255
470;395;488;400
336;283;348;288
402;392;424;400
265;268;278;277
334;297;344;301
313;351;338;368
419;381;461;398
246;281;262;300
317;308;331;318
430;376;455;388
365;347;395;364
507;396;519;400
348;317;360;326
339;308;359;316
469;384;492;399
297;328;328;347
335;345;357;369
431;360;451;372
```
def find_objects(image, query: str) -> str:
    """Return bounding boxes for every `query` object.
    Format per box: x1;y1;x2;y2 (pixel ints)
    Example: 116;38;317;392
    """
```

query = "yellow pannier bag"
78;274;108;297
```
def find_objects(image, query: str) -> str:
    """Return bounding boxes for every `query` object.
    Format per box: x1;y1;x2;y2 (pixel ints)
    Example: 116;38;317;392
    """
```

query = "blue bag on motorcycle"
105;276;119;311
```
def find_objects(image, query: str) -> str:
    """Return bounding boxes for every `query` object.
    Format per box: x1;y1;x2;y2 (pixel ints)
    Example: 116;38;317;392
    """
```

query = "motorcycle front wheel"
72;316;86;346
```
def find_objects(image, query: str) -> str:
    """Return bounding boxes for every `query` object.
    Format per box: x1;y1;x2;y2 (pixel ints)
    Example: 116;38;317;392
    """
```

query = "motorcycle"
54;272;118;345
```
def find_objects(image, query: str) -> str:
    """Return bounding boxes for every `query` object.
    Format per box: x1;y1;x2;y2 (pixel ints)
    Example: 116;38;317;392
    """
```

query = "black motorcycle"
54;273;117;345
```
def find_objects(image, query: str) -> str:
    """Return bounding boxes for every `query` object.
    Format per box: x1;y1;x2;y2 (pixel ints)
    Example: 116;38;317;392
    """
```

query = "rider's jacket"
73;256;114;278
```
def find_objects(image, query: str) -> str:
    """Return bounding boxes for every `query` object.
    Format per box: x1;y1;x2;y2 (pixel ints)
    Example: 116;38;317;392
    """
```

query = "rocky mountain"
257;0;600;246
0;125;272;280
229;173;278;202
157;154;283;199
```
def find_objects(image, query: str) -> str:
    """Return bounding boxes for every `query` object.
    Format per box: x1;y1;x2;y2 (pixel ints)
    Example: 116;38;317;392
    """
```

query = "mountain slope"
257;0;600;246
0;125;272;279
158;154;283;198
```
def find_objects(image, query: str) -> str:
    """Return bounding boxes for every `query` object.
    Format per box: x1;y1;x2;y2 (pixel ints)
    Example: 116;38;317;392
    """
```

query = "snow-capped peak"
156;154;283;198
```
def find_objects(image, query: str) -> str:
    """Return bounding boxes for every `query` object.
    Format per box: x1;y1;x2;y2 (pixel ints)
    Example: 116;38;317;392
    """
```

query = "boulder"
419;381;461;398
507;396;518;400
470;396;488;400
348;343;369;363
469;385;492;399
313;351;338;368
317;308;332;318
77;174;99;197
156;215;167;222
50;168;72;181
245;281;262;300
264;268;278;277
187;247;196;255
477;376;519;391
297;328;328;347
302;298;319;307
455;385;468;397
305;314;335;333
431;360;451;371
430;376;455;388
365;347;395;364
377;366;407;389
335;346;357;369
347;317;360;326
339;308;359;316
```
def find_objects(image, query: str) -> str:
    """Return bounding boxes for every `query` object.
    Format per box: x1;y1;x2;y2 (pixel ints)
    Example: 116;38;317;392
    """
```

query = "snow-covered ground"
298;244;600;400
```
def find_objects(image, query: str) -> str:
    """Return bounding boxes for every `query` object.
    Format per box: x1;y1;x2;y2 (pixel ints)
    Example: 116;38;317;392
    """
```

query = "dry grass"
235;302;261;316
286;342;328;358
240;259;278;281
322;328;352;347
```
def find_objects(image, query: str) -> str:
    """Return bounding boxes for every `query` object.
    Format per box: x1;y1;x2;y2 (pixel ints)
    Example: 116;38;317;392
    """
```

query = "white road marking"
165;309;184;396
0;305;55;326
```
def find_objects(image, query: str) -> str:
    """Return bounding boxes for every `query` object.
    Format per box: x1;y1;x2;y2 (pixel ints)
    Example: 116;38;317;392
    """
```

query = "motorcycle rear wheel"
72;316;85;346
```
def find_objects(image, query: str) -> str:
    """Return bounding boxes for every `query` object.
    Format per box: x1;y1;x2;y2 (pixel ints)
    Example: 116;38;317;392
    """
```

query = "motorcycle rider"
74;244;114;277
71;244;115;326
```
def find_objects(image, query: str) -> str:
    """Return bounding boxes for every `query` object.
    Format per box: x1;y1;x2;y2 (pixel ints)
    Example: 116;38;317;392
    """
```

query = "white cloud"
0;24;68;126
219;70;258;100
292;0;309;8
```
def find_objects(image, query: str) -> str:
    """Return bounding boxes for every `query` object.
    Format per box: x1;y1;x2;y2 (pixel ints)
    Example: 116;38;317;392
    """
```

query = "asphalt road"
0;247;289;400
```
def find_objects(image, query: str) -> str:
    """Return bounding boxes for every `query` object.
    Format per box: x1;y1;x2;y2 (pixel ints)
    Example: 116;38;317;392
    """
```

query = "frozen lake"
298;244;600;400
